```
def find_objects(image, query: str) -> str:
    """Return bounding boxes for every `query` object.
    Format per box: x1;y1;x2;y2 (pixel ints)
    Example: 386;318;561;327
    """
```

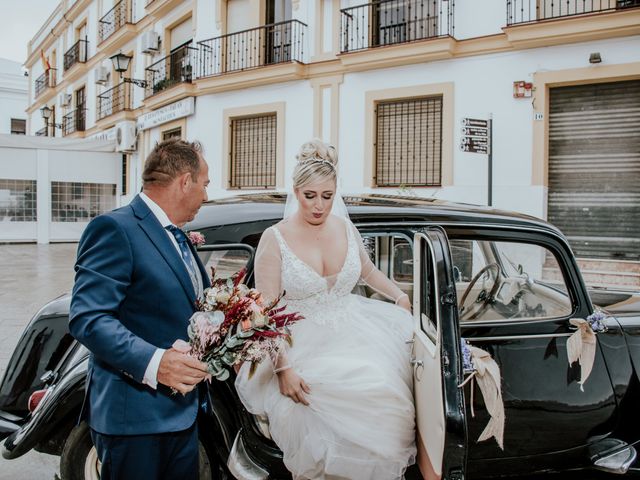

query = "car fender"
2;356;87;459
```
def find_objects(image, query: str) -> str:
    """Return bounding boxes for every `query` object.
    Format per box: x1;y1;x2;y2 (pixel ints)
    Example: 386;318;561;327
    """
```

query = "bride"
235;139;422;479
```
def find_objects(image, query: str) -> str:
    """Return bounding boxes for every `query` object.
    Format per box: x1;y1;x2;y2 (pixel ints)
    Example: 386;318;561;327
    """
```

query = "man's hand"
277;369;311;406
157;348;209;395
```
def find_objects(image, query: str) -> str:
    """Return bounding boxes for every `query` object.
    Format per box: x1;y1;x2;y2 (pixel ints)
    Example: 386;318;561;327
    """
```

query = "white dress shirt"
139;192;203;389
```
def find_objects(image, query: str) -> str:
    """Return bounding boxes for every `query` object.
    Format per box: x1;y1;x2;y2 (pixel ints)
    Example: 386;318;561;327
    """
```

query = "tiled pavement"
0;243;77;480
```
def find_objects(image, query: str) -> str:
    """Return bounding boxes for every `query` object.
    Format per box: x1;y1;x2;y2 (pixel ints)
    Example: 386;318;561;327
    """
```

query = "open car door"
412;227;467;480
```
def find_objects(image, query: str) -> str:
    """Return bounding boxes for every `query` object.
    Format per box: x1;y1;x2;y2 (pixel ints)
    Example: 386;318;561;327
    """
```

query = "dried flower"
587;310;607;333
461;339;474;373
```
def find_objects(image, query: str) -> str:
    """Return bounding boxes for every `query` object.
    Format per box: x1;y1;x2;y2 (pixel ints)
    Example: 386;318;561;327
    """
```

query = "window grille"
229;113;277;189
375;96;443;187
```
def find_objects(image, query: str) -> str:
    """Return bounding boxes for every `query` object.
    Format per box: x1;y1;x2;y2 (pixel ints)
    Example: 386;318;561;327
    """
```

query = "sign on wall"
460;118;491;154
137;97;195;131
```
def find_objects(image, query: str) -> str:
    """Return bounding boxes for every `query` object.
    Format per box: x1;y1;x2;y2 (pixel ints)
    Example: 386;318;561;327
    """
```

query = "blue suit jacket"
69;194;211;435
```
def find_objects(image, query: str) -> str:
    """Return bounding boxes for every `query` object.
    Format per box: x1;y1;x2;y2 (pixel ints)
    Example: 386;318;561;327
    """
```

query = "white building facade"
24;0;640;285
0;58;28;135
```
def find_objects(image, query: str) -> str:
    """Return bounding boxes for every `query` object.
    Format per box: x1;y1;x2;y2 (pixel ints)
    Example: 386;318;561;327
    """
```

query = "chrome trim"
227;431;269;480
594;445;637;475
466;333;574;342
354;221;565;242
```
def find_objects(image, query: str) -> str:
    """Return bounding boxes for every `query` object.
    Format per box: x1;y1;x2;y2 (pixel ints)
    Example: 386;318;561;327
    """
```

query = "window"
449;238;572;323
357;233;413;302
375;96;442;187
162;127;182;140
229;113;277;189
0;179;37;221
10;119;26;135
51;182;116;222
197;247;253;280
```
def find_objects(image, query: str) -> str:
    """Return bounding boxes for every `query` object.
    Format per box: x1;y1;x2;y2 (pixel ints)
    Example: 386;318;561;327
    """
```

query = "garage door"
548;80;640;261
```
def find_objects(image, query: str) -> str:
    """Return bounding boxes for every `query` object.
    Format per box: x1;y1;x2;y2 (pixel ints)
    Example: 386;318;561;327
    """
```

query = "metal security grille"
375;96;442;187
230;114;277;189
548;80;640;261
10;119;26;135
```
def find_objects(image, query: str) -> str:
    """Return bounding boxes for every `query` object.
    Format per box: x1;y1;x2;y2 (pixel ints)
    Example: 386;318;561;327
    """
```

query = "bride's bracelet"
395;293;409;305
273;365;292;375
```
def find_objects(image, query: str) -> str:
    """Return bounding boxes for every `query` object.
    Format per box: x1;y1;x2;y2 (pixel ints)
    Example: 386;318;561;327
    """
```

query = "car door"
446;227;618;476
412;227;467;480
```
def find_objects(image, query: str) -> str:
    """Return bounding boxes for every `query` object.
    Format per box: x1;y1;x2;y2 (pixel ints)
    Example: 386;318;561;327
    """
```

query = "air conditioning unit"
141;31;160;54
115;121;137;152
59;93;72;107
95;66;109;85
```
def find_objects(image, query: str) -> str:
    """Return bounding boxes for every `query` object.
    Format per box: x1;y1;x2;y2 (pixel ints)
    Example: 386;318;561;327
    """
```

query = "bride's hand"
277;369;311;406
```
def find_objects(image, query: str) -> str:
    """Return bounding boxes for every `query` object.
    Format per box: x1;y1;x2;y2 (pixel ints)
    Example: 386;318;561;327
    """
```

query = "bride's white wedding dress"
235;218;416;479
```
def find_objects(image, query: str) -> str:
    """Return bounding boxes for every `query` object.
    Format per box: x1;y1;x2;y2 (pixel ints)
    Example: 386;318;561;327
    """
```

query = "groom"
70;138;211;479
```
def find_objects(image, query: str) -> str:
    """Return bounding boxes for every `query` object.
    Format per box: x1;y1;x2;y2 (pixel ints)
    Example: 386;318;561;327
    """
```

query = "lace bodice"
270;224;361;328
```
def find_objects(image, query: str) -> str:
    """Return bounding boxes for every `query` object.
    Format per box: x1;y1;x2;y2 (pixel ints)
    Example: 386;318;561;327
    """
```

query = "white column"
36;148;50;244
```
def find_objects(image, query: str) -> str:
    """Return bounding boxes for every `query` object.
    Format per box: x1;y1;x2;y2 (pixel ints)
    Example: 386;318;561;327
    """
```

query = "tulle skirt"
235;294;417;480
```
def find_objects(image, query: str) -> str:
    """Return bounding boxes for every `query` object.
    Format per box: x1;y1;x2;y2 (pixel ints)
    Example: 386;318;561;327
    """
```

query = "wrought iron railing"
506;0;640;25
35;126;48;136
145;44;198;97
99;0;132;43
62;108;86;136
197;20;306;78
97;82;133;120
35;68;57;97
64;39;89;71
340;0;454;53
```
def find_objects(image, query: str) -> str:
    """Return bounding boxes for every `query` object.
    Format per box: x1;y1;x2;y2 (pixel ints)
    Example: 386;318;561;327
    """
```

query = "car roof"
187;192;562;235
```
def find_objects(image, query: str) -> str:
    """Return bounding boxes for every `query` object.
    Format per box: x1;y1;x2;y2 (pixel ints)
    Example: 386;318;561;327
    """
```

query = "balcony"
62;108;86;136
64;39;89;72
145;44;198;98
34;68;57;98
97;82;132;120
197;20;307;78
340;0;454;53
35;127;48;137
507;0;640;25
99;0;133;44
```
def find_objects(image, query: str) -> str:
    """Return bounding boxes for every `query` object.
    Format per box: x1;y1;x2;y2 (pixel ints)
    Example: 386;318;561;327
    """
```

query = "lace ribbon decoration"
566;318;597;392
459;344;505;450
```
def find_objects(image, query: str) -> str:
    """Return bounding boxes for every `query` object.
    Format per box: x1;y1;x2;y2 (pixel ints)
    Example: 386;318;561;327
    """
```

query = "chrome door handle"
410;357;424;367
405;338;415;344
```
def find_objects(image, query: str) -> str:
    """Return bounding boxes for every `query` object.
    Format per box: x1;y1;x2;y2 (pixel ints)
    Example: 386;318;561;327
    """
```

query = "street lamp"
40;105;62;129
110;52;148;88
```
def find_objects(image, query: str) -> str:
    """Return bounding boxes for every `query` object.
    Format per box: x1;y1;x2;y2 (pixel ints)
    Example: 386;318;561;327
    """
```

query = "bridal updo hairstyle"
292;139;338;189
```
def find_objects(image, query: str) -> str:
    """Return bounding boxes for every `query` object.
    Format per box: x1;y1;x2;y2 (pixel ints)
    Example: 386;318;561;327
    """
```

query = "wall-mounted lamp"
40;106;62;128
110;53;148;88
589;52;602;64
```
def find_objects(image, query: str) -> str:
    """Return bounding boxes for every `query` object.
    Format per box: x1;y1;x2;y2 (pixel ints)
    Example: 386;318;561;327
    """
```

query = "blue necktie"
165;225;199;295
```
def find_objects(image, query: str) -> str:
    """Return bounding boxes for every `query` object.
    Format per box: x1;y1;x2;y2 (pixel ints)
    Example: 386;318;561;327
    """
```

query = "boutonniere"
187;231;205;246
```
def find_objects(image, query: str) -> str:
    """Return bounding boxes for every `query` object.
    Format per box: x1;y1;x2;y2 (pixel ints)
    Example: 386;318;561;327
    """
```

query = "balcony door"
265;0;292;64
372;0;439;47
75;86;85;132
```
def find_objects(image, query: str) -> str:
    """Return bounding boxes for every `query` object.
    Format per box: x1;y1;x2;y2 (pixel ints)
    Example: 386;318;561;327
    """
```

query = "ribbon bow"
459;345;505;450
566;318;597;391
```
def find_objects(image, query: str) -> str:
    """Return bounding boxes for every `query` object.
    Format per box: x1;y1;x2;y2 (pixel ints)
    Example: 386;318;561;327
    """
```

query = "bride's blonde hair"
292;139;338;189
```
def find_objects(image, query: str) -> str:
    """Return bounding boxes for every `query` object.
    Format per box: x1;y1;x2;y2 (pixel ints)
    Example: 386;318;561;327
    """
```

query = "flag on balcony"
40;50;50;72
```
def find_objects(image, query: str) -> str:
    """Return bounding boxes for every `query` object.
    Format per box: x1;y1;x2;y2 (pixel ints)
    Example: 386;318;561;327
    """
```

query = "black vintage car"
2;193;640;480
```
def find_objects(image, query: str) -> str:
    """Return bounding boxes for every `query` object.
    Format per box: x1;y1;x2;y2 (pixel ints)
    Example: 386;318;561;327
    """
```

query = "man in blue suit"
70;138;212;479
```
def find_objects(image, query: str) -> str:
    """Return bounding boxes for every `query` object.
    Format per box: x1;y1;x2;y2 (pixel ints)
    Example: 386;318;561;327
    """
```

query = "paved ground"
0;243;628;480
0;243;77;479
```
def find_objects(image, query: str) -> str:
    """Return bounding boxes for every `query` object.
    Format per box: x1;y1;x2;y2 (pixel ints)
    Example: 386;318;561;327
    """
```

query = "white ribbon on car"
458;345;505;450
566;318;597;391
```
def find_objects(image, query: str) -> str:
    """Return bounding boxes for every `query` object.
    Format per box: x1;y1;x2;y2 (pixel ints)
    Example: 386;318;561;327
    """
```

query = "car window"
197;248;252;279
450;239;572;323
357;233;413;302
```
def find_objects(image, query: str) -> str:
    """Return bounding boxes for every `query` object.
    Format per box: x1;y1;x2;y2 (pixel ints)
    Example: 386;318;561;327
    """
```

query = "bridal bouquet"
173;267;303;382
